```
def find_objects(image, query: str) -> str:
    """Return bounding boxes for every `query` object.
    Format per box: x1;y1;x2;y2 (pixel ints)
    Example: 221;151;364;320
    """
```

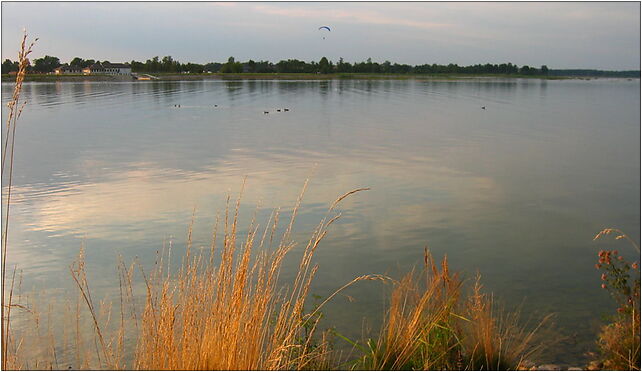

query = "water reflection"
7;147;500;241
1;78;639;365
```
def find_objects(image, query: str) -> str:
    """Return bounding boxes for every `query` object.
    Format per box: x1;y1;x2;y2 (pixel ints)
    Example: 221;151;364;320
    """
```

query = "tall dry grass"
57;182;372;370
353;249;550;371
2;31;37;371
133;183;374;370
1;174;550;371
3;180;550;371
462;277;551;370
356;253;462;370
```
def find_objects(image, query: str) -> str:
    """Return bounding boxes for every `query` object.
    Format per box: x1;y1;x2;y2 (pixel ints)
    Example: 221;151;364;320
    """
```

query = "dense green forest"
2;55;639;77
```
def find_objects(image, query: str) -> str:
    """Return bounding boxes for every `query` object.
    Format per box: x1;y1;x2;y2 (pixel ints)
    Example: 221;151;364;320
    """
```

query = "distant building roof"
86;63;104;71
83;62;129;71
103;62;130;69
55;64;82;72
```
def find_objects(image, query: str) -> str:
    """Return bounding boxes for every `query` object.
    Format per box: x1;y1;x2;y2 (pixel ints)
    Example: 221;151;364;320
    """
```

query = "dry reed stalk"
594;228;640;253
361;252;463;370
463;275;552;370
357;252;549;371
2;30;36;371
69;245;132;370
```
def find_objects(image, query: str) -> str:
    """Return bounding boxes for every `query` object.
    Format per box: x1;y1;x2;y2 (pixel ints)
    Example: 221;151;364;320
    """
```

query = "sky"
1;1;640;70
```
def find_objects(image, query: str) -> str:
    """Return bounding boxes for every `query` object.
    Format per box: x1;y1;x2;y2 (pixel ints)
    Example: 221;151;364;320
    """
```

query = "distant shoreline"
2;72;638;83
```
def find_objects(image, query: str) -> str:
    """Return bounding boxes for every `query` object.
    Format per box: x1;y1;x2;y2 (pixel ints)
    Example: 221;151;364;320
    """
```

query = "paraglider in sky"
318;26;331;39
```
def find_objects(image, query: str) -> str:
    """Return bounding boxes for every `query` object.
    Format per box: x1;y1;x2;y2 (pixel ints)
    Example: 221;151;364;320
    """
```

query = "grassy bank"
2;72;571;83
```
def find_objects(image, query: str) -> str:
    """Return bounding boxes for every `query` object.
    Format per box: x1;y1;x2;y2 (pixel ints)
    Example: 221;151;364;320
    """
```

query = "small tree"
32;55;61;73
204;62;222;73
1;59;18;74
221;57;243;73
319;57;331;74
336;57;352;73
540;65;549;75
247;60;256;73
130;60;145;73
381;60;391;74
519;65;536;75
70;57;85;67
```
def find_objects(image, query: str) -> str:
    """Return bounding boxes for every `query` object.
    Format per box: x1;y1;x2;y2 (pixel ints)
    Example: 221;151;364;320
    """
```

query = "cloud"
1;2;639;69
250;3;454;31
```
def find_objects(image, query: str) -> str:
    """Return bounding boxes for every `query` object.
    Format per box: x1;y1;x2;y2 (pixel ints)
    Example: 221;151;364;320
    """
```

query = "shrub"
594;228;641;370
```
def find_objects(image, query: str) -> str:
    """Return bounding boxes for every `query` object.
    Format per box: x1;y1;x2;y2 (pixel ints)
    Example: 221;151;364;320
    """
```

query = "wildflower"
595;263;602;269
613;250;618;256
601;273;608;281
617;307;625;313
632;262;638;269
601;283;607;289
618;256;623;261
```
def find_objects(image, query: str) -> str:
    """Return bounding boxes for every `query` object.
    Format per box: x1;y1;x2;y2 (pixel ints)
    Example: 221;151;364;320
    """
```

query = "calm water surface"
2;79;640;365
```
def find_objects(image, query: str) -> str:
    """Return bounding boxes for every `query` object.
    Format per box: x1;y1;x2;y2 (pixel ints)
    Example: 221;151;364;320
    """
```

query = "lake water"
2;78;640;366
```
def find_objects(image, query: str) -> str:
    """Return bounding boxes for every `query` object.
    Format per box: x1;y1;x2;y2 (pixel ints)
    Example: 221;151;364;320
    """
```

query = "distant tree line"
2;55;64;74
1;56;108;74
547;69;640;78
2;54;640;78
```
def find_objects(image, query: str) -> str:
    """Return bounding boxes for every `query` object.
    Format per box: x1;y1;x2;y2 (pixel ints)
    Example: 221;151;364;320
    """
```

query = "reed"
462;276;551;370
2;31;36;371
355;253;461;370
351;249;549;371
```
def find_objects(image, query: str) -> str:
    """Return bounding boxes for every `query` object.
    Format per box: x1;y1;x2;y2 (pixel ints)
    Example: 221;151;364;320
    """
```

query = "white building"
83;62;131;75
103;62;131;75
